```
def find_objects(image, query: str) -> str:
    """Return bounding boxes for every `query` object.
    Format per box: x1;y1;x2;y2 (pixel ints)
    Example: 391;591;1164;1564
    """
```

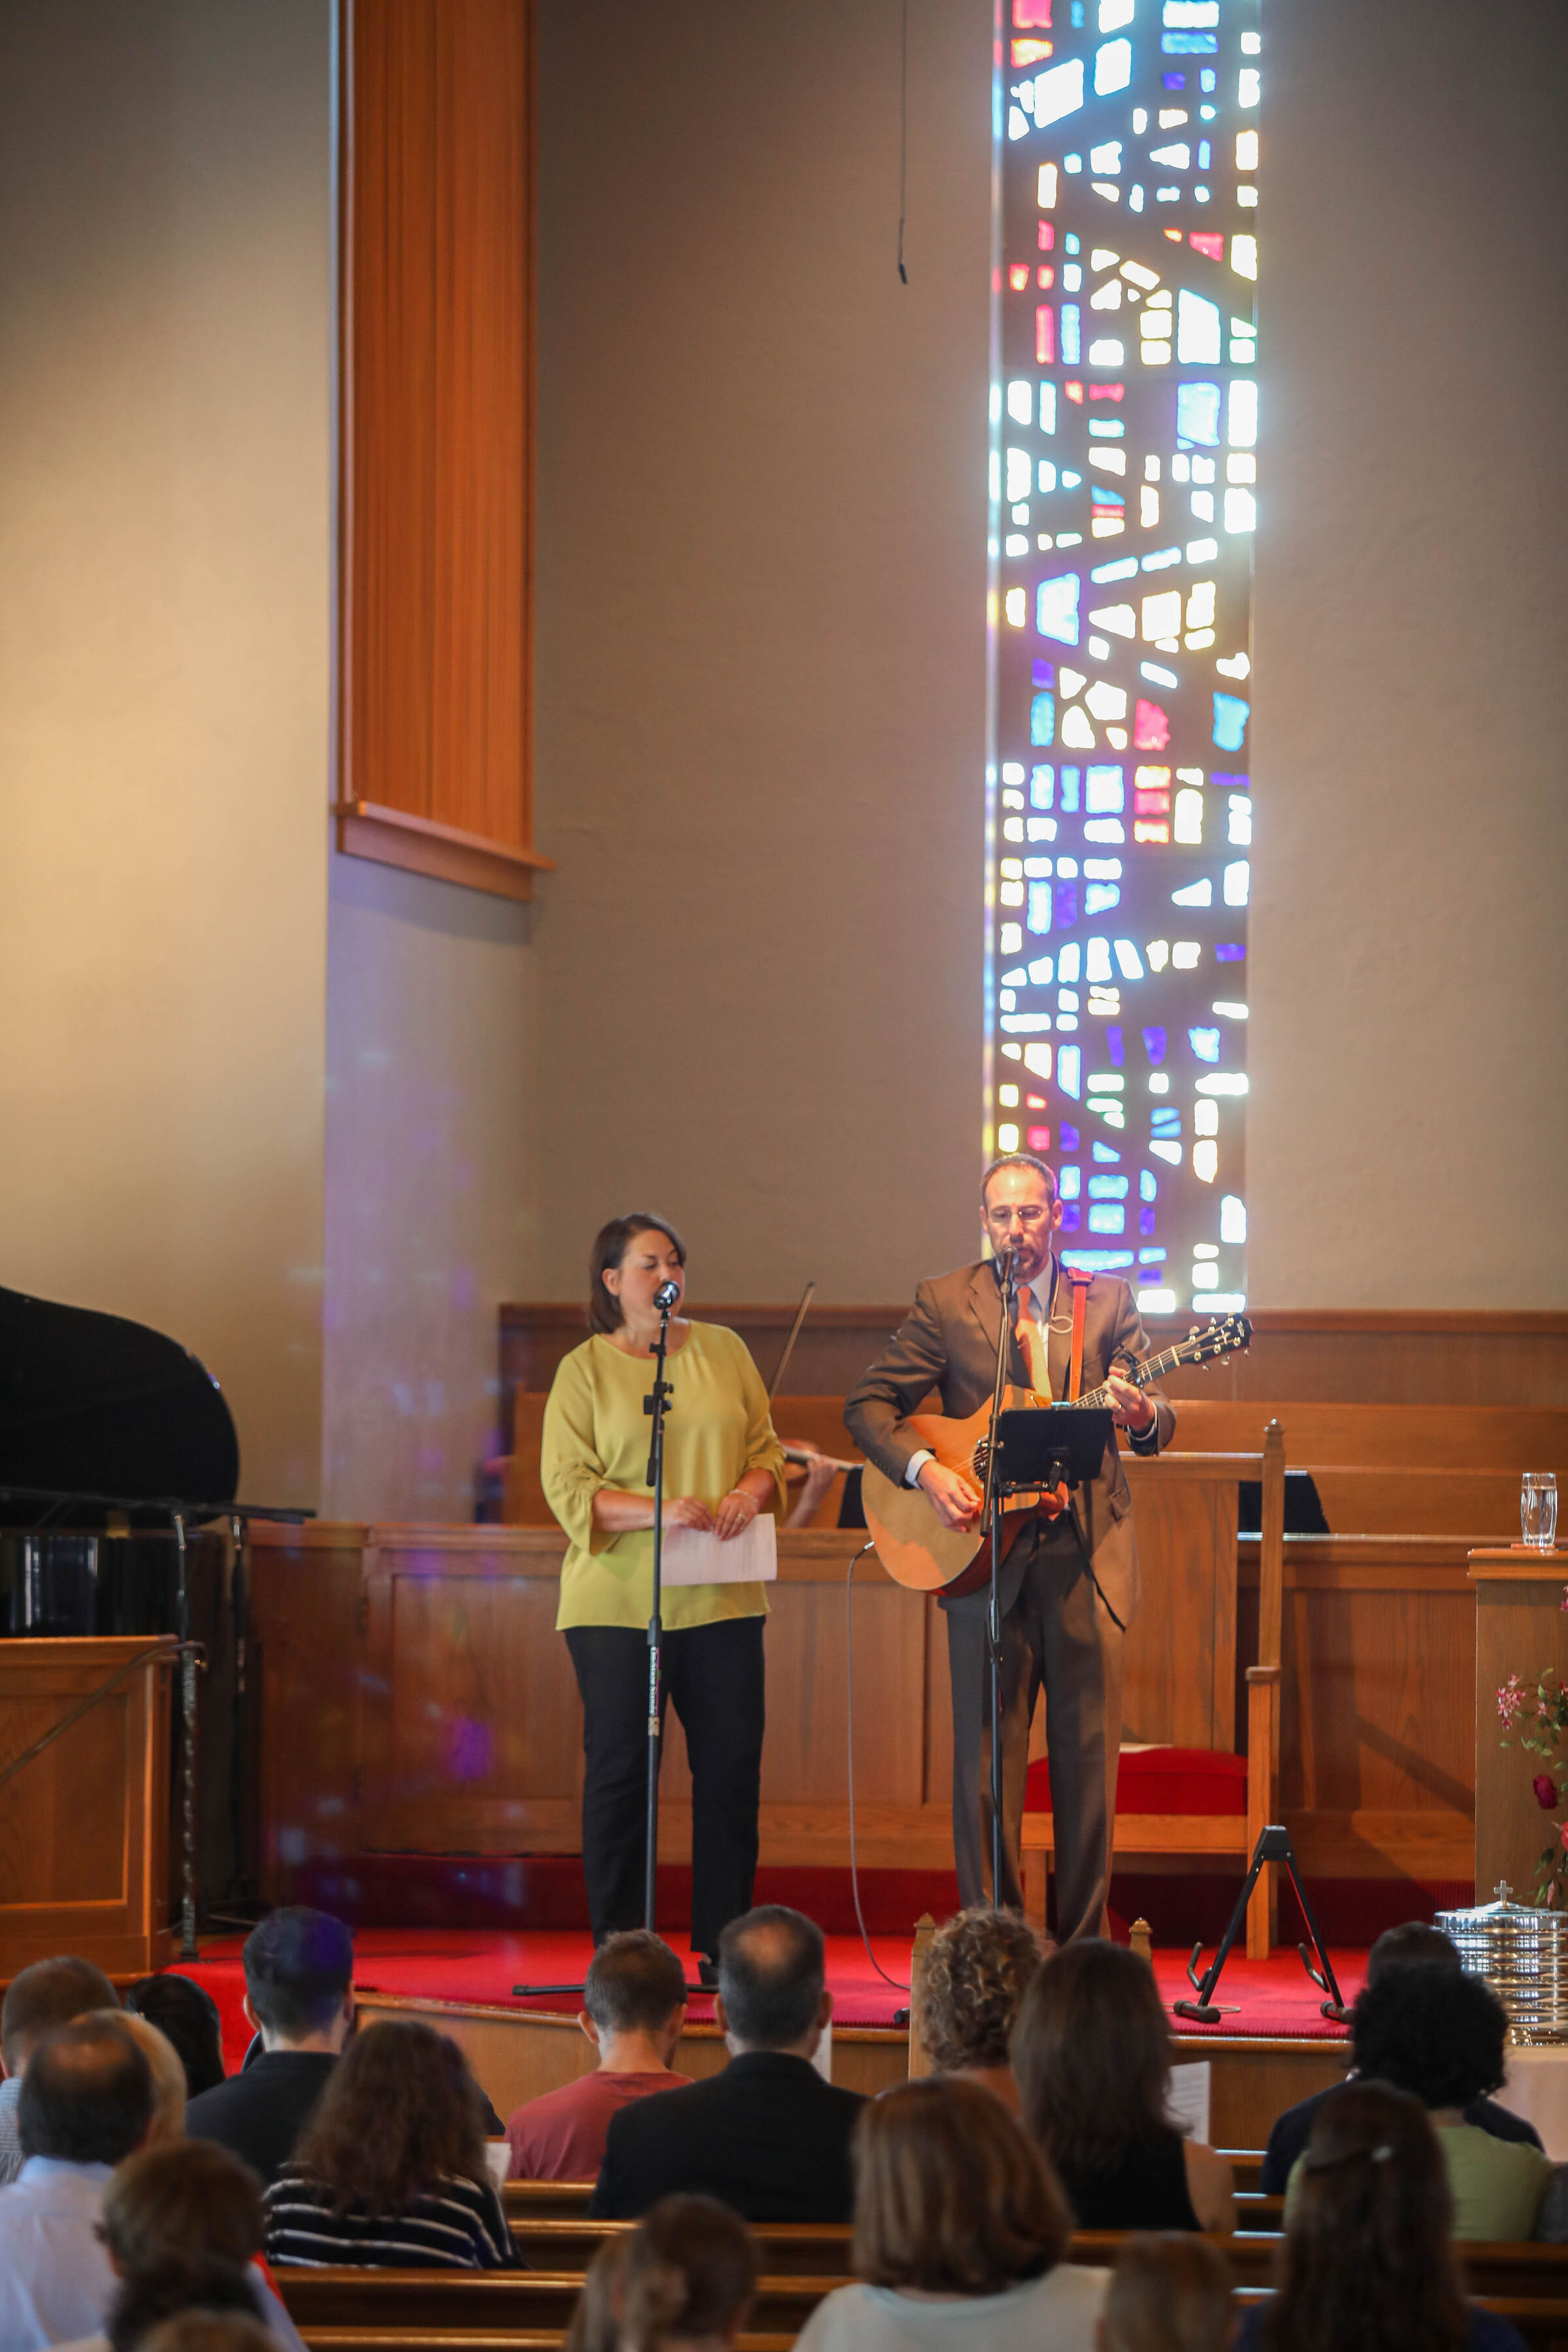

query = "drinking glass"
1522;1471;1559;1551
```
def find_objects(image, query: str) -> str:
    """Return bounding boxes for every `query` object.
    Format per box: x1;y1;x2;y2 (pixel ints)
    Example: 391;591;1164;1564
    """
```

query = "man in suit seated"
590;1905;863;2221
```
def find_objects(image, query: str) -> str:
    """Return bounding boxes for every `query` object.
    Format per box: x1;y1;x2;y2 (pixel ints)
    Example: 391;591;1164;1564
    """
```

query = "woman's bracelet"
727;1489;760;1514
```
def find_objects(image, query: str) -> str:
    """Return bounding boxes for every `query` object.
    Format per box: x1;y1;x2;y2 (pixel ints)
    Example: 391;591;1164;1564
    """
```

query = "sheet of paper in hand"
661;1512;778;1586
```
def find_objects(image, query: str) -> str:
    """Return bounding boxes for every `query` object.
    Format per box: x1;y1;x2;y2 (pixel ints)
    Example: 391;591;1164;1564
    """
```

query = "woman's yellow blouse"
542;1322;789;1632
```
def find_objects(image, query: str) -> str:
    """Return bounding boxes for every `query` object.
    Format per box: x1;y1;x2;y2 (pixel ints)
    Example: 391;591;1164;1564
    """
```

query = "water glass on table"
1522;1471;1559;1551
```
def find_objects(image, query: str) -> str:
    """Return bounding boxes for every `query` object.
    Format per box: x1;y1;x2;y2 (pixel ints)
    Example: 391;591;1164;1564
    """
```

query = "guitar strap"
1066;1265;1093;1402
1062;1266;1128;1633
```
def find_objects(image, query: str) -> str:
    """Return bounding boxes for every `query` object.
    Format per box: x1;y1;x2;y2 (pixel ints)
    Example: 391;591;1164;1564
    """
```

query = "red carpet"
167;1928;1360;2075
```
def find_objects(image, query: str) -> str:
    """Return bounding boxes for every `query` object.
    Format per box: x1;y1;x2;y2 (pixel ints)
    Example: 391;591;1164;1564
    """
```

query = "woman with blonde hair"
913;1907;1041;2112
794;2078;1105;2352
1013;1940;1233;2232
1100;2234;1233;2352
565;2195;757;2352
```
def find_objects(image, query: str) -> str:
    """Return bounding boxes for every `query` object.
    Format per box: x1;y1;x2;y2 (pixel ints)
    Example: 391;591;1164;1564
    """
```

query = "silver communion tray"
1437;1884;1568;2046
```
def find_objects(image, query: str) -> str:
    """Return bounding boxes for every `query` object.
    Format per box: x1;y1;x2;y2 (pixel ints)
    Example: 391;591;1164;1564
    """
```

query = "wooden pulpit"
1469;1548;1568;1906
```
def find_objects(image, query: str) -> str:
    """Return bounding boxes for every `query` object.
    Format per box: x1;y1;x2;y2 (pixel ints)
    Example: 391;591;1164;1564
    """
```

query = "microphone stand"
980;1247;1017;1909
642;1295;676;1931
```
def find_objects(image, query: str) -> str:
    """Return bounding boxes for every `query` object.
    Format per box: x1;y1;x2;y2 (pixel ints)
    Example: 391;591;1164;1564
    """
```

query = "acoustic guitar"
860;1314;1252;1599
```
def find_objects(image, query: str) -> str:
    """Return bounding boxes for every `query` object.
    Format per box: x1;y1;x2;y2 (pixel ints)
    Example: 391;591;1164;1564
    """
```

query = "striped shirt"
262;2166;517;2270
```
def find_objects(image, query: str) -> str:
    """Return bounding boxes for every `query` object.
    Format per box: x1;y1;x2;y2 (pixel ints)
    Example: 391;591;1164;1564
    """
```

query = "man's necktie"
1016;1290;1052;1398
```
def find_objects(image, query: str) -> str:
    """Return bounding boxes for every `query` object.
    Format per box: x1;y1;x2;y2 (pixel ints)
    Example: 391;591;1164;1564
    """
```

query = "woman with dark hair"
1237;2082;1526;2352
123;1977;225;2100
566;2194;757;2352
261;2020;515;2269
1284;1962;1551;2241
792;2078;1103;2352
1011;1940;1233;2232
541;1213;787;1972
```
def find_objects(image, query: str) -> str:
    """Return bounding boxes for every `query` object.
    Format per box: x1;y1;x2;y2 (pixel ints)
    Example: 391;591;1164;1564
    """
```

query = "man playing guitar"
845;1151;1175;1939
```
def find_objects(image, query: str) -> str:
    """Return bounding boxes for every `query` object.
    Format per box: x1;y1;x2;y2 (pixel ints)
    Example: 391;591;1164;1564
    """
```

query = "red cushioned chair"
1021;1421;1286;1957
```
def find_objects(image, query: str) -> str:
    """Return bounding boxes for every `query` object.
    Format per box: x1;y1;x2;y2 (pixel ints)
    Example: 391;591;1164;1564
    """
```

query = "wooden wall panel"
338;0;547;900
499;1306;1568;1422
248;1522;369;1902
1470;1556;1568;1906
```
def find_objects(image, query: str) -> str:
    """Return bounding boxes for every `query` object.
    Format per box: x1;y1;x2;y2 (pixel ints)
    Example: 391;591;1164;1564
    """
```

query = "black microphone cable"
845;1536;911;1992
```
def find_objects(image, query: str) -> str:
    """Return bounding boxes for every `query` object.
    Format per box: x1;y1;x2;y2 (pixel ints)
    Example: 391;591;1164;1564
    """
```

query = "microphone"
653;1279;680;1311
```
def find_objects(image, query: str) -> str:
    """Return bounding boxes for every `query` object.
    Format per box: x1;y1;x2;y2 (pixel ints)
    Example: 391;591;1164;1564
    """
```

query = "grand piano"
0;1282;272;1964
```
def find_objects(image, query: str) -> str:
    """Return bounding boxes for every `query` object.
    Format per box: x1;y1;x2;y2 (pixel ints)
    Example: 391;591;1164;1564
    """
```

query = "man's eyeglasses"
984;1203;1054;1226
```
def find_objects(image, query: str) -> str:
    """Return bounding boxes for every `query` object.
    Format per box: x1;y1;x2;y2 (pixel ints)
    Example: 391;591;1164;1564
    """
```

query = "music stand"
992;1407;1114;1497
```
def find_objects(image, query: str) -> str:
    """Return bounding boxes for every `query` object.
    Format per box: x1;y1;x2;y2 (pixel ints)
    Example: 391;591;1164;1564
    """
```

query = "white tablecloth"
1496;2046;1568;2158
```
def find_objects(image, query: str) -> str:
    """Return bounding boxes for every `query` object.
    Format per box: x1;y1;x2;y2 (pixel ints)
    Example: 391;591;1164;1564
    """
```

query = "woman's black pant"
564;1614;765;1961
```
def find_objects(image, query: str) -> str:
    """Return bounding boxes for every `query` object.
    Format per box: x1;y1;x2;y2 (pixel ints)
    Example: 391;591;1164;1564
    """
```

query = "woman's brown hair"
566;2197;757;2352
1262;2082;1467;2352
915;1907;1041;2075
1012;1938;1173;2182
851;2077;1071;2296
587;1215;687;1337
99;2141;264;2272
1102;2233;1234;2352
291;2019;489;2214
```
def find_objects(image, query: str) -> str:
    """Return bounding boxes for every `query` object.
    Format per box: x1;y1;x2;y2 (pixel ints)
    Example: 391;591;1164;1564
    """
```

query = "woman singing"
542;1213;787;1978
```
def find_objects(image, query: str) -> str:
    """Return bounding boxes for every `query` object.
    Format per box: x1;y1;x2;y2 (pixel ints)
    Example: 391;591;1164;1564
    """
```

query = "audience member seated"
1281;1961;1550;2242
263;2017;516;2268
138;2318;272;2352
1012;1940;1233;2233
1237;2082;1527;2352
592;1905;864;2222
913;1907;1041;2114
95;2258;276;2352
795;2076;1106;2352
86;2014;188;2145
1261;1923;1543;2193
81;2138;308;2352
186;1910;353;2188
565;2194;758;2352
0;1958;119;2188
123;1981;226;2102
507;1931;691;2181
1100;2234;1234;2352
0;2017;154;2349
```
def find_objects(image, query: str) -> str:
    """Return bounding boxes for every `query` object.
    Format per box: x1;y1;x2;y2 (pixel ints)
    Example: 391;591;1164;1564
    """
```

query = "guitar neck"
1075;1337;1186;1412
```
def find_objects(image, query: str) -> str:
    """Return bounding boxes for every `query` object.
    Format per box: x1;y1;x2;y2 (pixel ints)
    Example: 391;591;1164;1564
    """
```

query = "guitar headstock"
1175;1313;1253;1368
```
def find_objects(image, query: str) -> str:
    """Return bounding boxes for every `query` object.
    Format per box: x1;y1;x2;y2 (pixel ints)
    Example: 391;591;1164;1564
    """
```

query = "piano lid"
0;1284;240;1526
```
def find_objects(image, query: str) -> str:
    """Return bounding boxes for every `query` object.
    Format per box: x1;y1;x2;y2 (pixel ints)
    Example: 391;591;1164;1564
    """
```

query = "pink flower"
1535;1775;1559;1810
1499;1675;1526;1728
1561;1585;1568;1612
1560;1821;1568;1853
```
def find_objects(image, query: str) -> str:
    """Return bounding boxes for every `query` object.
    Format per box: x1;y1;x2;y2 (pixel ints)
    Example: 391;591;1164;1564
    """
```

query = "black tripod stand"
1173;1823;1348;2023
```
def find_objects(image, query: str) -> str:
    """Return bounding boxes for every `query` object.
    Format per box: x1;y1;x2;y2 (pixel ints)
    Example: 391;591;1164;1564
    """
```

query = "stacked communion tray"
1438;1884;1568;2046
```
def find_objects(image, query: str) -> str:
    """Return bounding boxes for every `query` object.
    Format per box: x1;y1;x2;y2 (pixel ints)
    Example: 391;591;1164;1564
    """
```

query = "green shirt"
1285;2121;1552;2242
542;1323;789;1632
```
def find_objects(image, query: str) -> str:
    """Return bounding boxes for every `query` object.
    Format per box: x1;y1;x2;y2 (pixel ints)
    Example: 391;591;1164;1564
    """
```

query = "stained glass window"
986;0;1256;1317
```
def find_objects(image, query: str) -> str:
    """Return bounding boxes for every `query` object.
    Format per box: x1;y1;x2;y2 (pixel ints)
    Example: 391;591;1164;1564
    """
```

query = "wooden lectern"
1469;1548;1568;1906
0;1638;177;1976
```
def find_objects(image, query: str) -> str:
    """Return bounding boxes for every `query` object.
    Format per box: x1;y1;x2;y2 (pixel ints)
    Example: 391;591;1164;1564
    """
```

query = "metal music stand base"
1172;1822;1349;2025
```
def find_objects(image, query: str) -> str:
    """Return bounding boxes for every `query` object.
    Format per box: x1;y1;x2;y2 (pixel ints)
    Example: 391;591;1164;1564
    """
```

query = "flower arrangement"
1499;1668;1568;1905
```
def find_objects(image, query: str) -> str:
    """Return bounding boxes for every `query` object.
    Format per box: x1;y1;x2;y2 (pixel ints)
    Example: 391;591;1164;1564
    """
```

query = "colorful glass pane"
988;0;1256;1310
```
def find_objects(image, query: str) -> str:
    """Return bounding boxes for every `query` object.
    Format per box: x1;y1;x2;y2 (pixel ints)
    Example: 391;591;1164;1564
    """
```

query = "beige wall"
320;856;538;1520
531;0;1568;1315
528;0;994;1308
0;0;333;1505
1247;0;1568;1306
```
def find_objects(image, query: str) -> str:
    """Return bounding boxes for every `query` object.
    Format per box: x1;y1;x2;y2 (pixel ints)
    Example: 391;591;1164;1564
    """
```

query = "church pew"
278;2272;849;2338
497;2162;1273;2221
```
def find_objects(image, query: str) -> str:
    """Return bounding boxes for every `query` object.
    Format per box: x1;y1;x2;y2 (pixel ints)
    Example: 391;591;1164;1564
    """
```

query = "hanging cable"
897;0;909;283
846;1538;911;1991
